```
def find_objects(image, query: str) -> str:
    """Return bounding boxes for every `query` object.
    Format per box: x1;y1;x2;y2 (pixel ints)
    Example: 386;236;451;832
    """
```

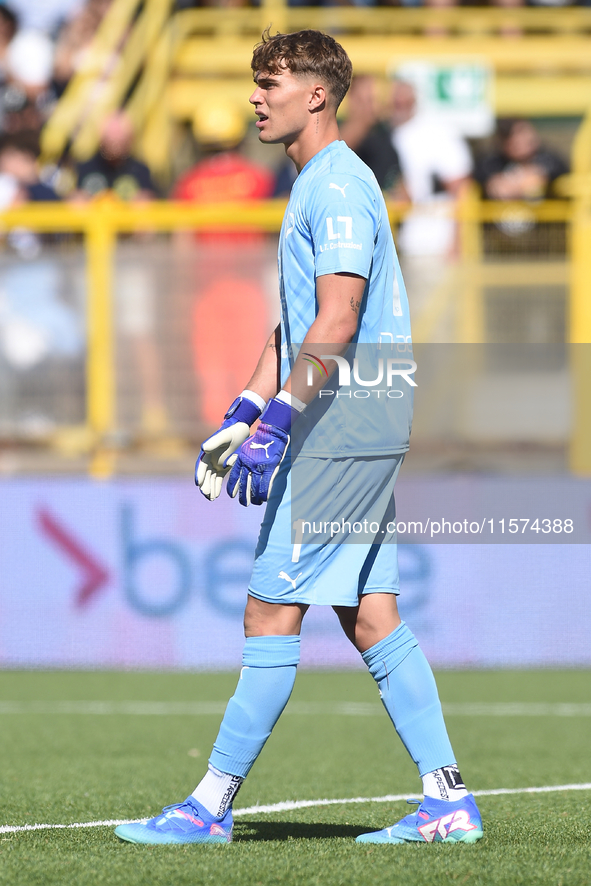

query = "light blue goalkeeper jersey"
278;139;413;456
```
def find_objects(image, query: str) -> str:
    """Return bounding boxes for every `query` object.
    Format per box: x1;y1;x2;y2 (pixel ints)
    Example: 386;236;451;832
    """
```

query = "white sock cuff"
192;763;244;818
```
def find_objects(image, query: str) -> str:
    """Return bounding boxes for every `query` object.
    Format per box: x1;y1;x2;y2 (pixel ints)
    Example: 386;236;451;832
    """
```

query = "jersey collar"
298;140;343;178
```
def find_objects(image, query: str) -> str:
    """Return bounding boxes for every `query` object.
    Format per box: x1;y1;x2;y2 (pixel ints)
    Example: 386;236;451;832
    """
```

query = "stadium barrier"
2;477;591;670
0;189;589;474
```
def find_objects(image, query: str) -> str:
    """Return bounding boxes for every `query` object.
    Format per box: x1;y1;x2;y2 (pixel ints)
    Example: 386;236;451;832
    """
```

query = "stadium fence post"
568;107;591;474
457;181;484;343
86;200;117;476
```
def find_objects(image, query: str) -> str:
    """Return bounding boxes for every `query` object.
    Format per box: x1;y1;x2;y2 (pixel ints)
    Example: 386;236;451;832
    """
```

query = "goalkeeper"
115;28;483;847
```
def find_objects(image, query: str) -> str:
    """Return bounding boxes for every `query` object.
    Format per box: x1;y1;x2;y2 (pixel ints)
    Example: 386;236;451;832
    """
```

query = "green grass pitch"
0;669;589;886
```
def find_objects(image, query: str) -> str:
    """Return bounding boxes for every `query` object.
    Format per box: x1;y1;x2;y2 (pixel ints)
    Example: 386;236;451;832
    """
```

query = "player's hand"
195;395;263;501
226;398;297;507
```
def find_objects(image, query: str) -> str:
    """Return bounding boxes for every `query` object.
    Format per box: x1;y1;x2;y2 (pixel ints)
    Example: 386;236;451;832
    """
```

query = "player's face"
249;66;315;146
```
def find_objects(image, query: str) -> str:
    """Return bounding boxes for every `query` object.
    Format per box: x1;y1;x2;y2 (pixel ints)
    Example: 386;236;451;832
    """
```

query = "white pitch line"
0;701;591;717
1;783;590;835
235;783;591;815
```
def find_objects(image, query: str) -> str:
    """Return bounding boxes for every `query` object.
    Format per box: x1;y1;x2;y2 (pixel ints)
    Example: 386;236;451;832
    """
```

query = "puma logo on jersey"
278;570;303;590
250;441;274;458
329;182;349;198
417;809;478;843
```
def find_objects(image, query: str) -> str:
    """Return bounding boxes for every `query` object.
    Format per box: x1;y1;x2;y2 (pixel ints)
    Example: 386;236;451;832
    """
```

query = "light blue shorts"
248;454;403;607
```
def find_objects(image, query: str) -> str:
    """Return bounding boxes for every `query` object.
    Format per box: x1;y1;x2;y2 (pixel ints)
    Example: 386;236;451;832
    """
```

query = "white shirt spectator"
7;30;54;88
393;114;472;204
7;0;83;35
392;113;472;256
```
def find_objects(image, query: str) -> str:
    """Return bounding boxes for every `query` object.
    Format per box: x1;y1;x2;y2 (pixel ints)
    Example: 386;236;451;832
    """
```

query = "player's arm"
228;173;376;505
195;324;281;500
243;322;282;403
227;272;366;506
283;271;365;403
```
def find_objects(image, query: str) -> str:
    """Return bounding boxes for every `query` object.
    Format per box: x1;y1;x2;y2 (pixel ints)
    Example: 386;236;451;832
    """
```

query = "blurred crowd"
179;77;569;253
0;0;572;222
0;0;132;209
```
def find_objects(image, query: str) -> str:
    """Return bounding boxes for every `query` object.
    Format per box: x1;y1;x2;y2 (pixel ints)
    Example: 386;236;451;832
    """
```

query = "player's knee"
244;596;306;637
353;594;401;652
354;614;401;653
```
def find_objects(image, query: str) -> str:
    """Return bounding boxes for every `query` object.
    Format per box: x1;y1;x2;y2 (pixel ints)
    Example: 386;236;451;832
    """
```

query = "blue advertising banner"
0;479;589;670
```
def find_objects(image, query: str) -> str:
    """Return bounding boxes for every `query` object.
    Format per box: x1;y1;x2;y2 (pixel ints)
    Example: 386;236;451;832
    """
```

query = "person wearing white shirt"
391;79;472;261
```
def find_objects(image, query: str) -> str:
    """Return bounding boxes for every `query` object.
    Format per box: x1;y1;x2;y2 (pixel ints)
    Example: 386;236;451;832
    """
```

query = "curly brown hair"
251;29;352;110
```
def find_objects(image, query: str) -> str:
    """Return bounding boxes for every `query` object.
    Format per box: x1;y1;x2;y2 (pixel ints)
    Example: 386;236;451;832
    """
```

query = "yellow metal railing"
564;105;591;475
0;197;287;448
171;7;591;35
0;191;587;473
41;0;174;167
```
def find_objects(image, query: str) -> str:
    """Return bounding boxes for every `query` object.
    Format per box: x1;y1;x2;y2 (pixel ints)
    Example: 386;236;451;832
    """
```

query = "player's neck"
285;116;341;173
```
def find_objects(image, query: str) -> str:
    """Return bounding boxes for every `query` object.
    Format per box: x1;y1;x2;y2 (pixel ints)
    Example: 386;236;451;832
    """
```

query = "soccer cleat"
114;796;233;845
356;793;483;845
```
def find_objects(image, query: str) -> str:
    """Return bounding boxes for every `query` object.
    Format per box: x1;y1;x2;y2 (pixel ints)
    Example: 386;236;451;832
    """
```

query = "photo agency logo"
303;349;417;400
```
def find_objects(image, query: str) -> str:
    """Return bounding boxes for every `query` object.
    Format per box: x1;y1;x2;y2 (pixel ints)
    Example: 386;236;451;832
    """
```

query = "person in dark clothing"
75;110;158;200
0;132;59;201
340;74;404;197
0;5;18;82
474;118;568;201
355;122;402;193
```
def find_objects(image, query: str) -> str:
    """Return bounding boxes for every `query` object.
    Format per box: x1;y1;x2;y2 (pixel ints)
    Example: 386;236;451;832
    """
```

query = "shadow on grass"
233;820;367;842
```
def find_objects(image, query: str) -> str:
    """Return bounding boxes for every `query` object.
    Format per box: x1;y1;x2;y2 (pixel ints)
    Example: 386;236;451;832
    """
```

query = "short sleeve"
307;173;378;279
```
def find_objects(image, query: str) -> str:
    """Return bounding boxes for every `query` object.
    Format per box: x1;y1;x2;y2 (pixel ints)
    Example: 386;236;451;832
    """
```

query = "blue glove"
226;397;299;507
195;394;263;501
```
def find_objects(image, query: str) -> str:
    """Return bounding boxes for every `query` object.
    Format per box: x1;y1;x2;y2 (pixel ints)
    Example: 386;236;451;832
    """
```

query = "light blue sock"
362;622;455;777
209;635;300;778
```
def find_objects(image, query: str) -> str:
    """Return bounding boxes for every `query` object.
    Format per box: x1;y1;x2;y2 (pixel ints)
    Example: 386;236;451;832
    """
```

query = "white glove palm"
196;422;251;501
195;394;264;501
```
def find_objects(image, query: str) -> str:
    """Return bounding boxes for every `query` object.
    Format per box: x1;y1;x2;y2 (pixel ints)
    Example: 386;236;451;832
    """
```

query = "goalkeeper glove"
195;392;264;501
226;396;299;507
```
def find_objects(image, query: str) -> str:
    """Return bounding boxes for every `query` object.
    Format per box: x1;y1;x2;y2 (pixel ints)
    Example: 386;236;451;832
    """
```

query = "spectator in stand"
340;74;405;198
172;102;275;425
75;109;167;436
0;130;59;257
172;102;274;240
0;29;56;136
344;78;471;256
4;0;83;35
0;129;83;389
385;79;472;260
0;5;18;85
0;132;59;202
344;77;471;319
75;110;158;201
474;118;569;202
53;0;111;97
389;80;472;322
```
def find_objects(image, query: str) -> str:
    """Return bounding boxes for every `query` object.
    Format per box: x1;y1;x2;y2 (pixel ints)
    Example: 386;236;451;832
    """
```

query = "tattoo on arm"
350;296;361;316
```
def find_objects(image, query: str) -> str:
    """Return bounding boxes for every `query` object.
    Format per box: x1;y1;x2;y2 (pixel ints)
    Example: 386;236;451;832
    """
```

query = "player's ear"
309;83;327;113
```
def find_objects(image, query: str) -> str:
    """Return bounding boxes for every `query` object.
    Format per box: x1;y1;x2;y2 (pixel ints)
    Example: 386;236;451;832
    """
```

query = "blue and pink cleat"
114;796;233;845
356;793;483;845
